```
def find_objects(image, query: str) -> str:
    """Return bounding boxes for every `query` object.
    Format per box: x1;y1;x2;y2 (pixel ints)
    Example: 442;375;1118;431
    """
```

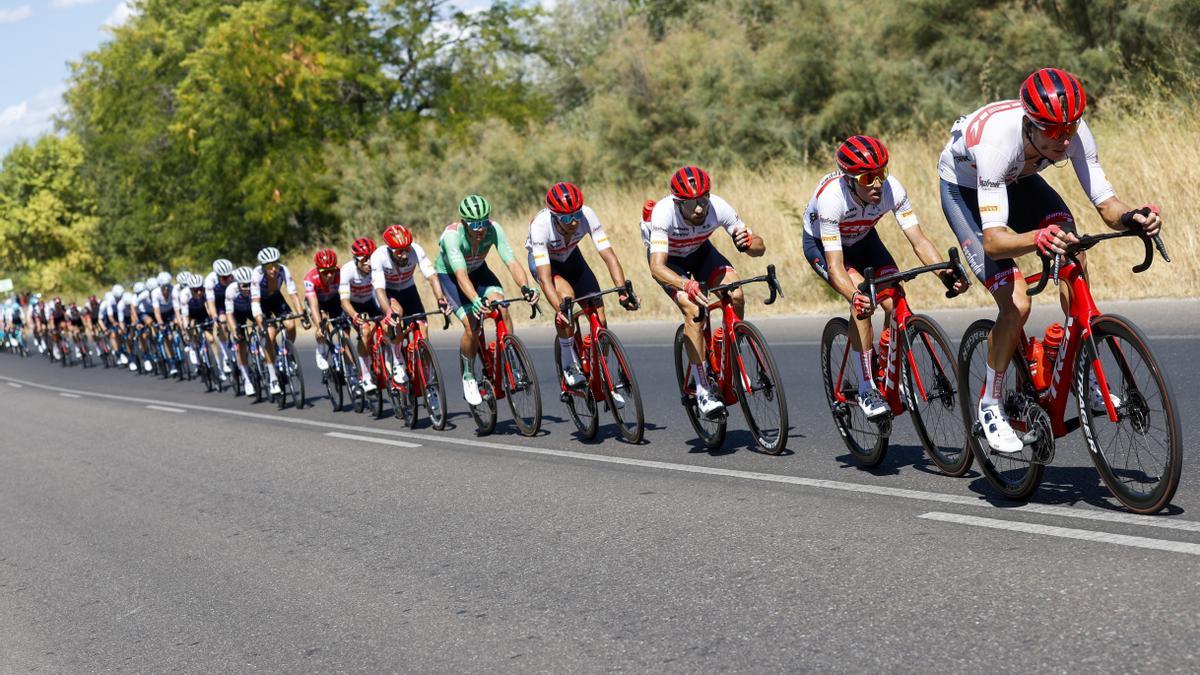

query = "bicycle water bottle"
710;326;725;373
875;327;891;381
1043;323;1065;378
580;334;593;371
1029;337;1047;391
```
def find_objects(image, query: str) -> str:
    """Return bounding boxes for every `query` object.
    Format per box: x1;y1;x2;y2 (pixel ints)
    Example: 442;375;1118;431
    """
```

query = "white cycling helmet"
175;270;190;285
133;282;145;294
111;284;125;299
157;271;172;286
213;258;234;276
233;266;254;284
104;291;115;304
187;272;204;289
256;247;281;265
145;276;159;291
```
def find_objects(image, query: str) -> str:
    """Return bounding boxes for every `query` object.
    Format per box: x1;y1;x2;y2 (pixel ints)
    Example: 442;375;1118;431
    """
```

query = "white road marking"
919;511;1200;556
145;405;186;414
2;374;1198;535
7;382;23;388
59;392;81;398
325;432;421;448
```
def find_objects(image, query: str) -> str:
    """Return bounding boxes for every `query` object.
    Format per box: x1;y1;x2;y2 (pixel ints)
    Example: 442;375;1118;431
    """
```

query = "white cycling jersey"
152;286;176;314
98;295;117;321
647;194;747;257
338;261;375;303
369;242;435;291
250;263;297;317
937;100;1115;229
802;172;918;252
525;206;612;266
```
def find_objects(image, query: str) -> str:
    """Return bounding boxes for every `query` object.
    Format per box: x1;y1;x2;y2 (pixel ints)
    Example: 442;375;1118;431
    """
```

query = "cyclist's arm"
494;223;531;289
369;255;392;315
284;269;303;316
888;177;941;268
305;293;323;329
975;145;1050;258
204;278;219;318
534;263;561;310
901;223;946;269
585;208;627;288
153;292;164;325
414;243;445;306
714;197;763;257
597;248;627;289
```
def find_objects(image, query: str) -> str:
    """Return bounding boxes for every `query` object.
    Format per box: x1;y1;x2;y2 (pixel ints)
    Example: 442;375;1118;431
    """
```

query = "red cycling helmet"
836;135;889;174
351;237;377;258
382;224;413;250
670;166;711;200
1021;67;1086;126
546;182;584;214
314;248;338;270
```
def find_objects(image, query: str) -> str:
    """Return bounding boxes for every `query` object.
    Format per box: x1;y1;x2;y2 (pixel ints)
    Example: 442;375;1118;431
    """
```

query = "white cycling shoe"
269;380;282;396
562;364;585;388
361;378;378;393
243;378;255;396
696;390;724;418
463;376;483;406
978;401;1024;454
315;352;330;371
857;388;890;420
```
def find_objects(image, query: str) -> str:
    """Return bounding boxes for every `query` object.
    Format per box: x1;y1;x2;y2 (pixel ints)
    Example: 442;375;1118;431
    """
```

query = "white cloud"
0;86;67;155
104;0;133;28
52;0;99;7
0;5;33;23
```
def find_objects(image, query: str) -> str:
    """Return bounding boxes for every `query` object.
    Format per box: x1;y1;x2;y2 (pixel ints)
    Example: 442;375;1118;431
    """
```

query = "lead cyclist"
939;67;1163;454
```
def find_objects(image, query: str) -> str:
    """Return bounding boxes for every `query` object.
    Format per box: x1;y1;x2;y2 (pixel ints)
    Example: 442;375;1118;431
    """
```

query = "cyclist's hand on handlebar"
851;291;874;320
554;310;571;330
683;280;707;307
300;312;312;330
352;313;367;327
1034;222;1078;257
1122;204;1162;237
618;290;639;311
468;296;486;317
386;311;401;327
437;297;451;315
938;269;970;295
521;285;539;305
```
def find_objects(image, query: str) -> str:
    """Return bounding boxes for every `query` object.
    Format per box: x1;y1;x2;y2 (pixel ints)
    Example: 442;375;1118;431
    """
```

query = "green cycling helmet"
458;194;492;222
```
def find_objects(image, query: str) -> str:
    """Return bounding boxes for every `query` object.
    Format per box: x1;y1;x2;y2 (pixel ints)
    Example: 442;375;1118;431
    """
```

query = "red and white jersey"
338;260;375;303
303;267;340;302
369;242;435;292
937;100;1115;229
802;172;918;252
647;194;747;257
525;206;611;265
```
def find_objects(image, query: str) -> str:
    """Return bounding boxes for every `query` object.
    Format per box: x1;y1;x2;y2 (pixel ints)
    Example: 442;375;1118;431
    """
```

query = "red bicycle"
464;298;542;436
672;265;788;453
555;282;645;443
957;227;1181;513
357;315;406;420
391;309;451;430
821;249;972;472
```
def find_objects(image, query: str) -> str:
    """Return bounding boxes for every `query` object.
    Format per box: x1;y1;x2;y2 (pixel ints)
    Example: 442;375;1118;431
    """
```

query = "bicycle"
393;309;451;430
819;248;971;472
957;227;1182;514
237;321;269;402
263;313;307;410
672;264;788;453
355;315;405;420
555;282;645;443
464;298;542;437
320;315;358;412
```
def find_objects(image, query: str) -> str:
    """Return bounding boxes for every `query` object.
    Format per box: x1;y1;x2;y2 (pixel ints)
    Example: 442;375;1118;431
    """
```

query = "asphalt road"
2;299;1198;671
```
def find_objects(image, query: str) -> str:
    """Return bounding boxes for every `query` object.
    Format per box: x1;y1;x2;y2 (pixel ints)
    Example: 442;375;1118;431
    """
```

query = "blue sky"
0;0;496;154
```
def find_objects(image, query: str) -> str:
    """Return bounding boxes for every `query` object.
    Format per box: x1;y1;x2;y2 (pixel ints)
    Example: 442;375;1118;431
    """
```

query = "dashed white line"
59;392;81;398
7;382;23;388
145;404;186;414
919;511;1200;556
325;432;422;448
2;373;1198;536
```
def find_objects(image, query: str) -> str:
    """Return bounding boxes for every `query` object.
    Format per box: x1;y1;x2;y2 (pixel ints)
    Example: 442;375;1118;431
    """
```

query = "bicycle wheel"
371;358;386;419
324;350;345;411
597;328;644;444
673;324;726;449
1076;314;1182;514
501;334;542;436
731;321;788;454
555;335;598;439
957;318;1045;500
285;340;305;409
904;315;971;476
465;352;497;435
819;317;888;466
416;339;447;430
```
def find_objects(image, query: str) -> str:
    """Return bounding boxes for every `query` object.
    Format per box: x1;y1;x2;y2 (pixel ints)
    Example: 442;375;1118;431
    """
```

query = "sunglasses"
848;166;888;187
353;255;371;264
675;195;710;213
238;283;251;290
464;218;490;232
552;210;584;226
318;267;338;274
1031;119;1079;140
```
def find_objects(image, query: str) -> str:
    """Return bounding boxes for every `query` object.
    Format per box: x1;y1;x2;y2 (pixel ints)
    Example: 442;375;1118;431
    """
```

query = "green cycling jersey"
435;220;517;275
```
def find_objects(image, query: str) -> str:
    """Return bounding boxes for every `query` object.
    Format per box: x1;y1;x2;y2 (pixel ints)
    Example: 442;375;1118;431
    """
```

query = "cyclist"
65;301;86;360
303;248;342;375
372;224;448;385
100;285;129;365
204;259;236;382
339;237;383;393
117;282;144;371
251;247;310;396
179;273;211;369
152;271;180;375
646;166;763;418
527;182;639;389
435;194;539;405
224;266;259;396
939;67;1162;453
803;135;968;419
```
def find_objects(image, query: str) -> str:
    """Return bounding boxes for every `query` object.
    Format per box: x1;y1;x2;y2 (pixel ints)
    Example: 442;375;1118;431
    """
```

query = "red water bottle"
1029;337;1048;391
1043;323;1064;377
875;327;891;381
710;326;725;373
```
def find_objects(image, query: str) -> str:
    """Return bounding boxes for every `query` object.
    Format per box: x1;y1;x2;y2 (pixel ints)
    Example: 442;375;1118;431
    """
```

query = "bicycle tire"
731;321;788;454
904;314;972;476
416;339;447;430
597;328;644;444
555;335;598;439
957;318;1044;501
1076;314;1182;514
465;352;498;435
819;317;888;466
501;334;542;437
673;324;726;449
285;340;305;409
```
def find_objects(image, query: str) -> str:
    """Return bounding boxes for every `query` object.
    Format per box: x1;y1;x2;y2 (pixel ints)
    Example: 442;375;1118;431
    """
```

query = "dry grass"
289;105;1200;321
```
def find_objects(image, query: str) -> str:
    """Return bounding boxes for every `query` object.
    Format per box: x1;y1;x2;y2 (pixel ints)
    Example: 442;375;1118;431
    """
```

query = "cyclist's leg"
694;241;744;318
805;231;877;387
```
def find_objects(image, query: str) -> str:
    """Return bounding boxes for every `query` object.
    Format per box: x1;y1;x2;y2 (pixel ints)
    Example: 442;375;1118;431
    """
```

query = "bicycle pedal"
560;391;572;403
